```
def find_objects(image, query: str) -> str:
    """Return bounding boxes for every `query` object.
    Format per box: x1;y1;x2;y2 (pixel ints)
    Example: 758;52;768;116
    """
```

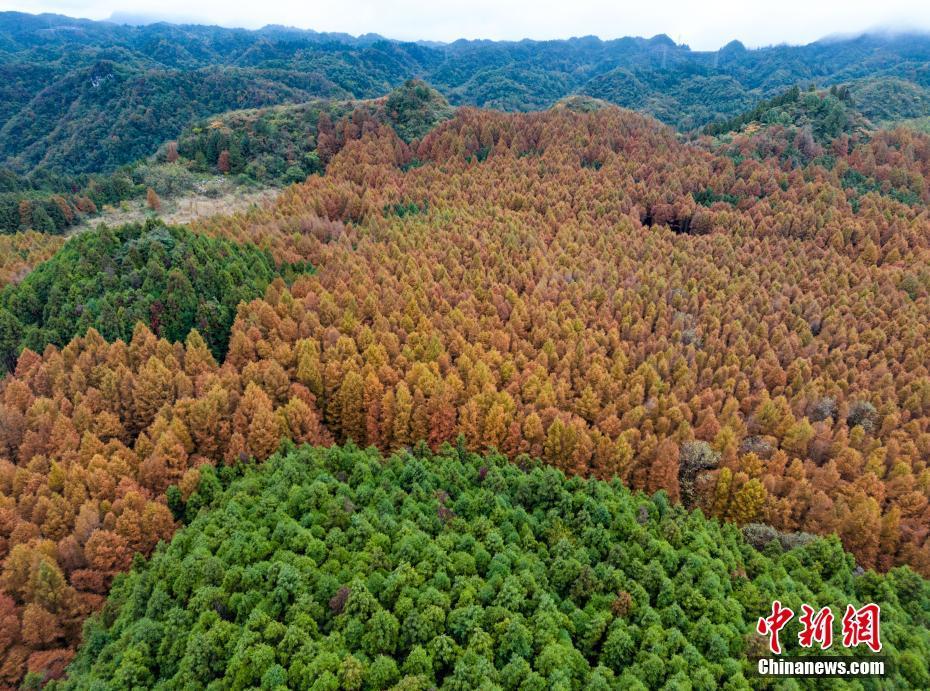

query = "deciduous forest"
1;8;930;689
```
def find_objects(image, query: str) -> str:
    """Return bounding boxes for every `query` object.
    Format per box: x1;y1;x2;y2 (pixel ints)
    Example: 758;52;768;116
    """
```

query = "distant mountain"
107;12;209;27
108;15;391;45
1;11;930;176
0;60;347;175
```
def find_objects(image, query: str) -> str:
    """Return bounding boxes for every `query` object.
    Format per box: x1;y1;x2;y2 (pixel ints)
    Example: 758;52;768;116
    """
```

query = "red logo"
842;604;882;653
757;602;881;654
798;604;834;650
757;600;794;654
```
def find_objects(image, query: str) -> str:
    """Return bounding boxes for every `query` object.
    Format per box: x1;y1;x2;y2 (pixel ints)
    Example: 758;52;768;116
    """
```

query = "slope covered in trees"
172;79;454;186
0;157;241;236
0;166;105;236
698;85;878;173
0;80;453;235
701;85;868;143
1;59;346;177
50;444;930;689
2;104;930;685
703;100;930;208
0;220;283;371
850;77;930;125
0;232;63;287
3;11;930;179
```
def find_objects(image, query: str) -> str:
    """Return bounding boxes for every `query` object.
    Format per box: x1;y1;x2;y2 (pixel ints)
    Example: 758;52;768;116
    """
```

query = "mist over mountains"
3;10;930;176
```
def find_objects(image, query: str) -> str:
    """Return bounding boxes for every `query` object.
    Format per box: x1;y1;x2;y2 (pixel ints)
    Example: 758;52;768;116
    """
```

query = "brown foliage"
0;233;64;288
3;107;930;680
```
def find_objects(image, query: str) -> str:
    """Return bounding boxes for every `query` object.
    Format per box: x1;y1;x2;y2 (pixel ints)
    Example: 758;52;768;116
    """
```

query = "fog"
6;0;930;50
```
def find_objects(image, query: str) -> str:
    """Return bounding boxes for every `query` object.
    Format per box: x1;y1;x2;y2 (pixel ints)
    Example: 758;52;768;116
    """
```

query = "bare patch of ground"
69;188;278;234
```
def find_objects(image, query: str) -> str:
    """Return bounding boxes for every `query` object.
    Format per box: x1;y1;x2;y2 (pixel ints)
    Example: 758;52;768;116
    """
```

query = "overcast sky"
6;0;930;50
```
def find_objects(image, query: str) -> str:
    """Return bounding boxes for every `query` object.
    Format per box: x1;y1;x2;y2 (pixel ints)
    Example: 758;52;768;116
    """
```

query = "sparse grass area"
68;187;277;234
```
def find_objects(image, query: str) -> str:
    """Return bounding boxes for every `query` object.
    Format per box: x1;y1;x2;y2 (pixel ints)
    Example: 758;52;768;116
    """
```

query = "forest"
172;79;454;185
0;104;929;685
4;11;930;179
45;444;930;689
1;9;930;689
0;79;453;235
0;221;289;370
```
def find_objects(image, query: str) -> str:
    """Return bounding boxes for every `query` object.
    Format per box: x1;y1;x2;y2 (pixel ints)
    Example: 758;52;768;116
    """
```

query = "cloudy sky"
6;0;930;50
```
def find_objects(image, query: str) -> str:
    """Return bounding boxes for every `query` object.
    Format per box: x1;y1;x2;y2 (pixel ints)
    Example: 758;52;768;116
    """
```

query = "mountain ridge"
3;9;930;178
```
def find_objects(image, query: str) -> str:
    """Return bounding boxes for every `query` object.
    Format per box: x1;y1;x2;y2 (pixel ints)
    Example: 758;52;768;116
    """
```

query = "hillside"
173;79;454;184
0;220;288;371
0;80;453;235
702;85;870;143
698;85;873;171
3;12;930;178
850;77;930;125
3;106;930;684
698;85;930;206
0;61;345;177
47;444;930;689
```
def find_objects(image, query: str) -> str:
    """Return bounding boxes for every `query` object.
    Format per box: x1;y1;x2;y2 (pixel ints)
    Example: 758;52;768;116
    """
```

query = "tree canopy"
2;83;930;688
52;443;930;690
0;220;281;369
